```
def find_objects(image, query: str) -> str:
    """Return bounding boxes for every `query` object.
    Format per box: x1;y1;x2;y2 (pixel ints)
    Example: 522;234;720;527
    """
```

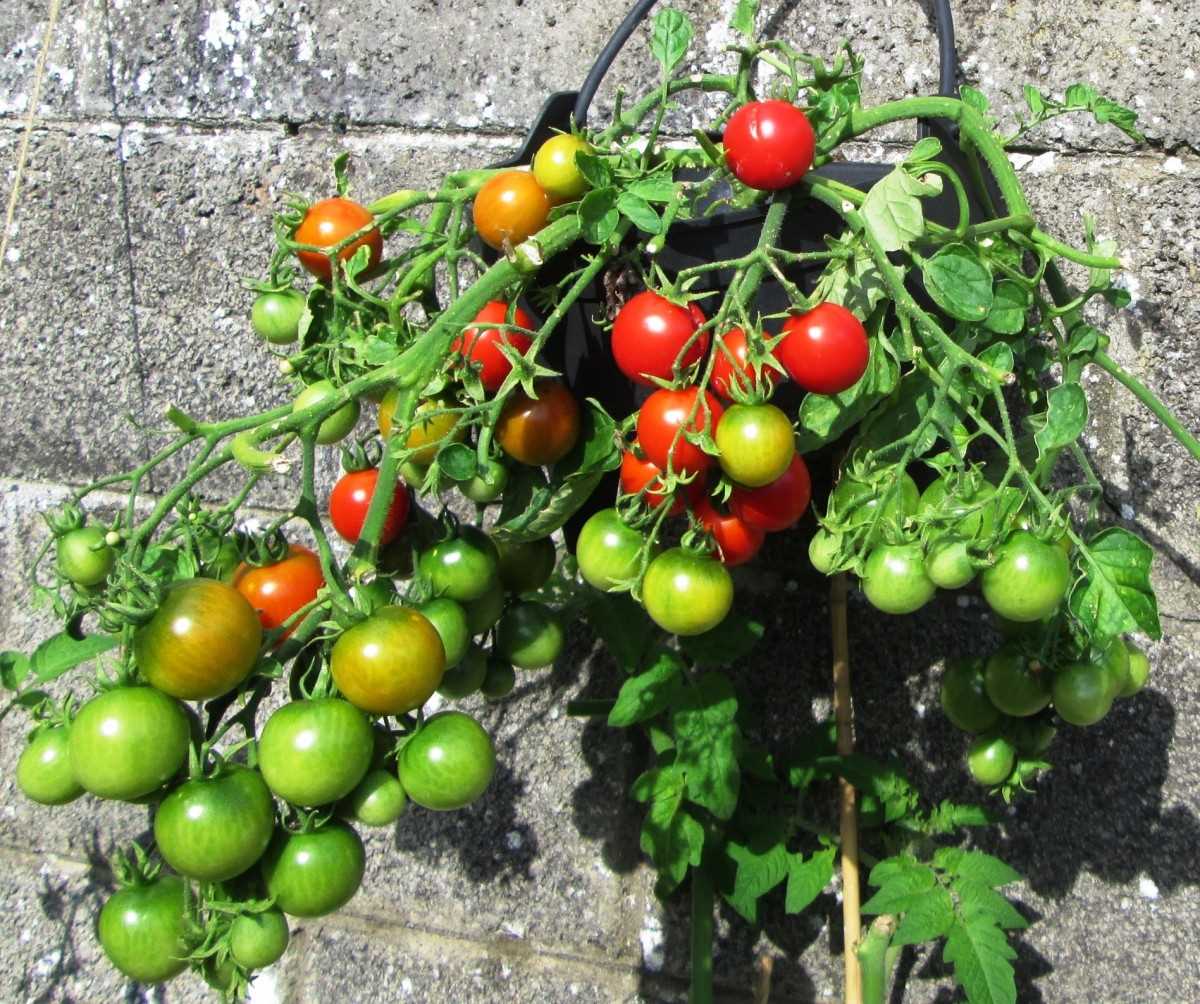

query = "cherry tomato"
69;687;190;800
729;454;812;532
230;910;290;969
134;578;261;700
861;543;936;615
939;658;1001;733
437;645;488;699
234;545;324;635
828;471;919;538
967;734;1016;786
292;379;360;445
981;531;1071;622
575;509;650;592
612;291;709;387
497;379;581;465
532;133;593;202
418;527;499;602
294;197;381;281
462;577;506;634
473;170;551;250
17;726;83;805
328;468;410;546
984;649;1051;717
481;658;517;700
808;528;841;574
153;767;275;882
343;768;407;827
777;303;869;395
56;526;115;587
379;391;466;463
694;496;764;567
715;402;795;487
722;100;815;190
262;822;365;917
1052;662;1113;727
258;698;373;807
97;876;189;984
495;535;557;593
251;289;305;344
417;597;471;668
496;601;564;668
461;458;510;503
397;711;496;811
1100;637;1131;700
924;536;976;590
918;476;996;539
620;447;685;514
642;548;733;636
710;327;779;399
331;606;446;715
452;301;535;392
637;387;724;478
1121;641;1150;697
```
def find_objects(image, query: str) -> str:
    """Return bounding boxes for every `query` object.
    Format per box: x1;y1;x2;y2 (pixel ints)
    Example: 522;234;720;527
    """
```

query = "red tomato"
694;496;764;566
294;197;382;282
777;303;869;395
234;545;325;635
496;379;581;466
711;327;780;400
611;291;709;387
452;301;535;392
473;171;551;250
329;469;410;545
636;387;724;478
722;100;816;191
620;448;685;515
729;454;812;531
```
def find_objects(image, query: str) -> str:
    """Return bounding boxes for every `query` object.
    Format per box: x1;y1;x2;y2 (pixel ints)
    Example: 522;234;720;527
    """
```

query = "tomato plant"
710;327;779;399
418;528;499;602
16;726;83;806
294;196;381;281
495;601;564;668
637;386;724;478
575;508;650;591
612;290;709;386
694;496;764;567
496;378;581;465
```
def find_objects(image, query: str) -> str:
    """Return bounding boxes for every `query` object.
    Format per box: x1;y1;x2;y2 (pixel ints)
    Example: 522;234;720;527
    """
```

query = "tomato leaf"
921;244;994;323
953;877;1029;931
436;442;477;481
607;649;685;727
633;766;704;896
861;863;936;914
584;593;659;676
1070;527;1160;641
678;611;764;666
616;192;662;235
574;153;613;191
893;885;955;946
723;838;789;923
796;333;899;452
919;799;998;834
785;846;836;914
627;173;678;204
729;0;759;39
26;632;119;688
671;672;741;821
860;165;940;252
578;188;620;244
943;919;1018;1004
1032;382;1087;459
0;650;31;691
984;279;1031;335
649;9;693;78
934;849;1021;888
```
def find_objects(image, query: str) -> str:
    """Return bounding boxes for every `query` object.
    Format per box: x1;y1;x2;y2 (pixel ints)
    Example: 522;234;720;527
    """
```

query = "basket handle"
572;0;959;129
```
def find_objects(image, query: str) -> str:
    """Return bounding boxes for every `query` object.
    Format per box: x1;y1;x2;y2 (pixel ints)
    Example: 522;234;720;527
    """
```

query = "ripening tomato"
642;548;733;636
715;403;796;487
532;134;593;202
452;301;535;392
379;391;466;463
331;606;446;715
234;545;324;634
710;327;780;400
575;508;651;592
620;447;685;514
473;170;551;250
497;379;581;465
612;291;709;386
694;496;764;567
636;387;724;478
294;197;382;281
292;380;360;445
328;468;410;546
777;303;869;395
722;100;815;190
728;454;811;531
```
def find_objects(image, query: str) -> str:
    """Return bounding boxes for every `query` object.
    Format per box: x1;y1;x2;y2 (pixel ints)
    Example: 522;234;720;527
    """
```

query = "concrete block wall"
1;1;1197;1001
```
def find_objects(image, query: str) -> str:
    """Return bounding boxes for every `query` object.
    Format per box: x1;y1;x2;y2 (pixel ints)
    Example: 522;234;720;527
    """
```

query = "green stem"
689;867;715;1004
1093;350;1200;461
857;915;897;1004
1031;227;1122;270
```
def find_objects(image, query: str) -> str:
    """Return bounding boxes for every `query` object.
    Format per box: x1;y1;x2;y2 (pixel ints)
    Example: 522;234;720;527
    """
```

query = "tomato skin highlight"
17;726;84;805
135;578;262;700
452;301;535;392
398;711;496;811
262;822;366;918
611;291;709;386
496;379;581;466
636;387;724;478
710;327;779;400
473;170;551;250
575;508;650;592
981;530;1071;623
777;303;869;395
723;100;815;190
715;402;795;487
328;468;410;545
153;767;275;882
294;197;382;281
234;544;324;635
642;548;733;636
69;687;190;800
258;698;374;807
728;454;812;531
97;875;190;984
331;606;446;716
694;496;764;567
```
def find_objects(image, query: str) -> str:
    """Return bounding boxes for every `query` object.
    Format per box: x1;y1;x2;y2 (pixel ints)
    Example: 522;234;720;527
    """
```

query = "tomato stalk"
857;915;897;1004
688;864;715;1004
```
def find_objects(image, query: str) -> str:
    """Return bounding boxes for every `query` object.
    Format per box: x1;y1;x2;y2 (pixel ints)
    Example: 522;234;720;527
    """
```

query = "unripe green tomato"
1099;637;1131;700
481;658;516;700
924;536;975;590
417;598;471;669
1051;662;1113;727
230;909;290;969
939;658;1000;734
1121;642;1151;697
1005;717;1056;756
967;734;1016;786
983;649;1051;718
461;460;509;503
981;531;1071;623
861;543;935;615
418;529;499;603
495;601;564;669
495;535;557;594
56;526;116;587
808;528;840;574
97;876;189;984
343;767;407;827
251;289;306;344
437;645;488;699
642;548;733;637
397;711;496;811
462;578;505;635
532;134;593;201
293;380;361;445
17;726;84;805
575;509;649;592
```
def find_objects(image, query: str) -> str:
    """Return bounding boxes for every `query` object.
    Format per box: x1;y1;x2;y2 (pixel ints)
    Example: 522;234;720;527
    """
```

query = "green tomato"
642;548;733;637
939;658;1000;733
808;528;841;574
97;876;190;984
1051;662;1113;727
418;528;499;602
861;543;935;615
417;597;471;668
828;472;919;536
981;531;1071;622
532;133;593;201
437;645;488;699
967;734;1016;786
343;768;407;827
924;536;975;590
56;526;116;587
495;535;557;594
462;577;506;635
293;380;361;445
983;649;1051;717
1121;641;1151;697
1005;717;1056;756
398;711;496;811
1099;637;1131;700
495;601;564;668
251;289;305;344
461;459;509;503
17;726;84;805
715;403;796;487
230;909;290;969
917;476;995;538
481;658;516;700
575;508;649;592
261;822;365;918
258;699;373;807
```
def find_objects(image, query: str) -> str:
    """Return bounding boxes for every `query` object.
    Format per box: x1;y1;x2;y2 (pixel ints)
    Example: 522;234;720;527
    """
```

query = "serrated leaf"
575;153;613;190
785;847;836;914
923;800;996;832
868;855;926;887
578;187;620;244
893;886;955;946
679;612;764;666
954;878;1029;931
1064;83;1096;108
922;244;993;322
633;766;704;895
671;672;740;820
608;650;684;726
724;839;789;923
617;192;662;234
729;0;758;39
860;165;941;252
861;865;936;914
984;280;1031;334
1070;526;1161;641
941;851;1022;888
944;920;1017;1004
585;592;658;675
814;754;919;823
649;9;692;77
28;633;119;688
